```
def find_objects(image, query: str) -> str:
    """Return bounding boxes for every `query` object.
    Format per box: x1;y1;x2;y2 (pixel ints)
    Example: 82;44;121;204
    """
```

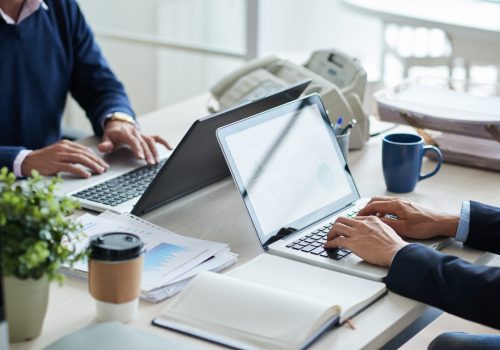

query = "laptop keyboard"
72;159;167;207
285;208;360;260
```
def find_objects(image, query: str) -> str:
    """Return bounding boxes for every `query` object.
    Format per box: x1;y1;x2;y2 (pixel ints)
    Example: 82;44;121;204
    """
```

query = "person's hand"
98;120;172;165
324;216;409;267
21;140;110;178
357;197;459;240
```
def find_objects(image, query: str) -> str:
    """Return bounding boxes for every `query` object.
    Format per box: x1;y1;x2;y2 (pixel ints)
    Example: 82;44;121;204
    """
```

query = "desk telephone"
209;49;369;149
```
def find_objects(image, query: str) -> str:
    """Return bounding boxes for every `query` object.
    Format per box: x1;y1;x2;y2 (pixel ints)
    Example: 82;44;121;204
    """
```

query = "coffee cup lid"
89;233;144;261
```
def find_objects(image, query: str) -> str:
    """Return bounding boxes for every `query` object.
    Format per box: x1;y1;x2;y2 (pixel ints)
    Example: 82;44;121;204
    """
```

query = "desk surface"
12;93;499;350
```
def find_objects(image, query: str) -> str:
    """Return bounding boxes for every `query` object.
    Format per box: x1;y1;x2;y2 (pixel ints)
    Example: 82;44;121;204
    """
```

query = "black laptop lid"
132;80;310;215
216;95;360;247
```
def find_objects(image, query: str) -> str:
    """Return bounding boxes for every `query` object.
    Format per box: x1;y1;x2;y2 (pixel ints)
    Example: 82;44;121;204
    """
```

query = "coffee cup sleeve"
88;256;143;304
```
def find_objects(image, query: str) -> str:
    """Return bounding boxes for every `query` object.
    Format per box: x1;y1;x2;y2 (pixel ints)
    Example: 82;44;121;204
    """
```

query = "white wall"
258;0;381;69
65;0;381;133
155;0;246;106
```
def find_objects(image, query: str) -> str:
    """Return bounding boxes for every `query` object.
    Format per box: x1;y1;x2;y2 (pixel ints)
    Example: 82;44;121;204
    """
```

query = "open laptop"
68;80;310;216
216;94;450;281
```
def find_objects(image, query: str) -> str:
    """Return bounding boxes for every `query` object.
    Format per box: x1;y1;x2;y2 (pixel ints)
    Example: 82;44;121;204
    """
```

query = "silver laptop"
67;81;310;215
216;94;450;281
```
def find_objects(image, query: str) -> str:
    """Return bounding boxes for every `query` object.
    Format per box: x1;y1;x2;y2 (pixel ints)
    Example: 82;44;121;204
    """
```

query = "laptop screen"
217;95;360;246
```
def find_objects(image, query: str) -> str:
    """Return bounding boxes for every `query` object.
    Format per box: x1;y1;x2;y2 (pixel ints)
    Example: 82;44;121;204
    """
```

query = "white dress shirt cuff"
13;150;32;178
455;201;471;243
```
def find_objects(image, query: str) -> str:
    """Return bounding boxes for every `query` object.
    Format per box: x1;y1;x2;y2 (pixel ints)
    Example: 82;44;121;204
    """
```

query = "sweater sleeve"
68;0;135;137
385;244;500;329
0;147;25;172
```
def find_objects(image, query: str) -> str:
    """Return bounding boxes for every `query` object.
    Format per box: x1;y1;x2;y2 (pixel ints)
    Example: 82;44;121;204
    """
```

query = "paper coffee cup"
88;233;144;323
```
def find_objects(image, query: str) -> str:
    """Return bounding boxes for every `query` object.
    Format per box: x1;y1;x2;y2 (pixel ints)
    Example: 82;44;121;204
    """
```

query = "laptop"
216;94;450;281
68;80;311;216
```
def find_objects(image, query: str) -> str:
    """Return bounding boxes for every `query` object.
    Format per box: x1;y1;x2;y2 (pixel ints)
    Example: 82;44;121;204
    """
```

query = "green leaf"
0;168;86;282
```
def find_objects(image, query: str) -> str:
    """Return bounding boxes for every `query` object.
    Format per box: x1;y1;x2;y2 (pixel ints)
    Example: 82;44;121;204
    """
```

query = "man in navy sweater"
325;197;500;348
0;0;170;178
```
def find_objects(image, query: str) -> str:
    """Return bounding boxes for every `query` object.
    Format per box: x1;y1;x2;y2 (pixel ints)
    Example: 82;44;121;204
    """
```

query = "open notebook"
153;254;386;350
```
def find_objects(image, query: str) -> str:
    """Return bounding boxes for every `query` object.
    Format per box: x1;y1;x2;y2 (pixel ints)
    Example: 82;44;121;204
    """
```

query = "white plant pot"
3;275;50;342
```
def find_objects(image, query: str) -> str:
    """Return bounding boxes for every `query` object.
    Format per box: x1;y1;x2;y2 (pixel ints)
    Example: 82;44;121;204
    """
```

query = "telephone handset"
209;50;369;149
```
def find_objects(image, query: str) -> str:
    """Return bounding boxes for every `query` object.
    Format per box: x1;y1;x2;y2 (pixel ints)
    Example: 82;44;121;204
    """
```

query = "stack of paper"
375;77;500;172
375;79;500;140
431;133;500;172
65;212;237;302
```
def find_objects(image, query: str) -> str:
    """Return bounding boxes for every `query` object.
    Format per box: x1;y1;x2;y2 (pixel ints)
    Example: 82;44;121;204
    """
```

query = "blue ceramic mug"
382;133;443;193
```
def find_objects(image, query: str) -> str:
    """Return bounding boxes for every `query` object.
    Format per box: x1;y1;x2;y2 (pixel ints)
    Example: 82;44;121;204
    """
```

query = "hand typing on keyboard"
21;140;110;178
21;121;173;178
357;196;459;240
324;215;408;267
99;119;172;166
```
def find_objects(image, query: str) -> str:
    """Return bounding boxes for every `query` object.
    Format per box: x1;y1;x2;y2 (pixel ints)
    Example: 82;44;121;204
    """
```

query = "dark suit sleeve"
0;147;25;172
464;201;500;255
385;244;500;329
68;1;135;137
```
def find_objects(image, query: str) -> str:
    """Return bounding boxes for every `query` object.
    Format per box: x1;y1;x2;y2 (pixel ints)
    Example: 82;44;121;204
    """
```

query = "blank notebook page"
227;254;386;321
160;271;339;350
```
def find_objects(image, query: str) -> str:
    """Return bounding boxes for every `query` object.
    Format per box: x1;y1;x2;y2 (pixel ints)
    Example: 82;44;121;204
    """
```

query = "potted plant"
0;168;85;342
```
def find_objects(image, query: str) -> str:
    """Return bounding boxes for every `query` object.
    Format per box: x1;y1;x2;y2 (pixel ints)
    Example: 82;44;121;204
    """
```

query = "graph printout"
70;212;227;291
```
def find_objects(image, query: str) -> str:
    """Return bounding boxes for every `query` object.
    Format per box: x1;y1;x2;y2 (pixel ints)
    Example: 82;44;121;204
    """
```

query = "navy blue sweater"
0;0;135;171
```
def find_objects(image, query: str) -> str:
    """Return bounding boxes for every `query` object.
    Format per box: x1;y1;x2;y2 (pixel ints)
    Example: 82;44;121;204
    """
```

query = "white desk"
11;94;499;350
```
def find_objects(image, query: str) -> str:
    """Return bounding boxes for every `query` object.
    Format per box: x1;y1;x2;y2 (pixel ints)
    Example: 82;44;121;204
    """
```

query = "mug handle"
419;145;443;181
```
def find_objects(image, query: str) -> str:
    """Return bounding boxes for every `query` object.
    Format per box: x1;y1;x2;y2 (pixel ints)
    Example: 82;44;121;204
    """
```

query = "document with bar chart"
69;211;230;293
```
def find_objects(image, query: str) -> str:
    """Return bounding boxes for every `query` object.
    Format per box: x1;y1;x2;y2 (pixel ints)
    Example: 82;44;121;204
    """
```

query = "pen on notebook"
334;116;343;134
